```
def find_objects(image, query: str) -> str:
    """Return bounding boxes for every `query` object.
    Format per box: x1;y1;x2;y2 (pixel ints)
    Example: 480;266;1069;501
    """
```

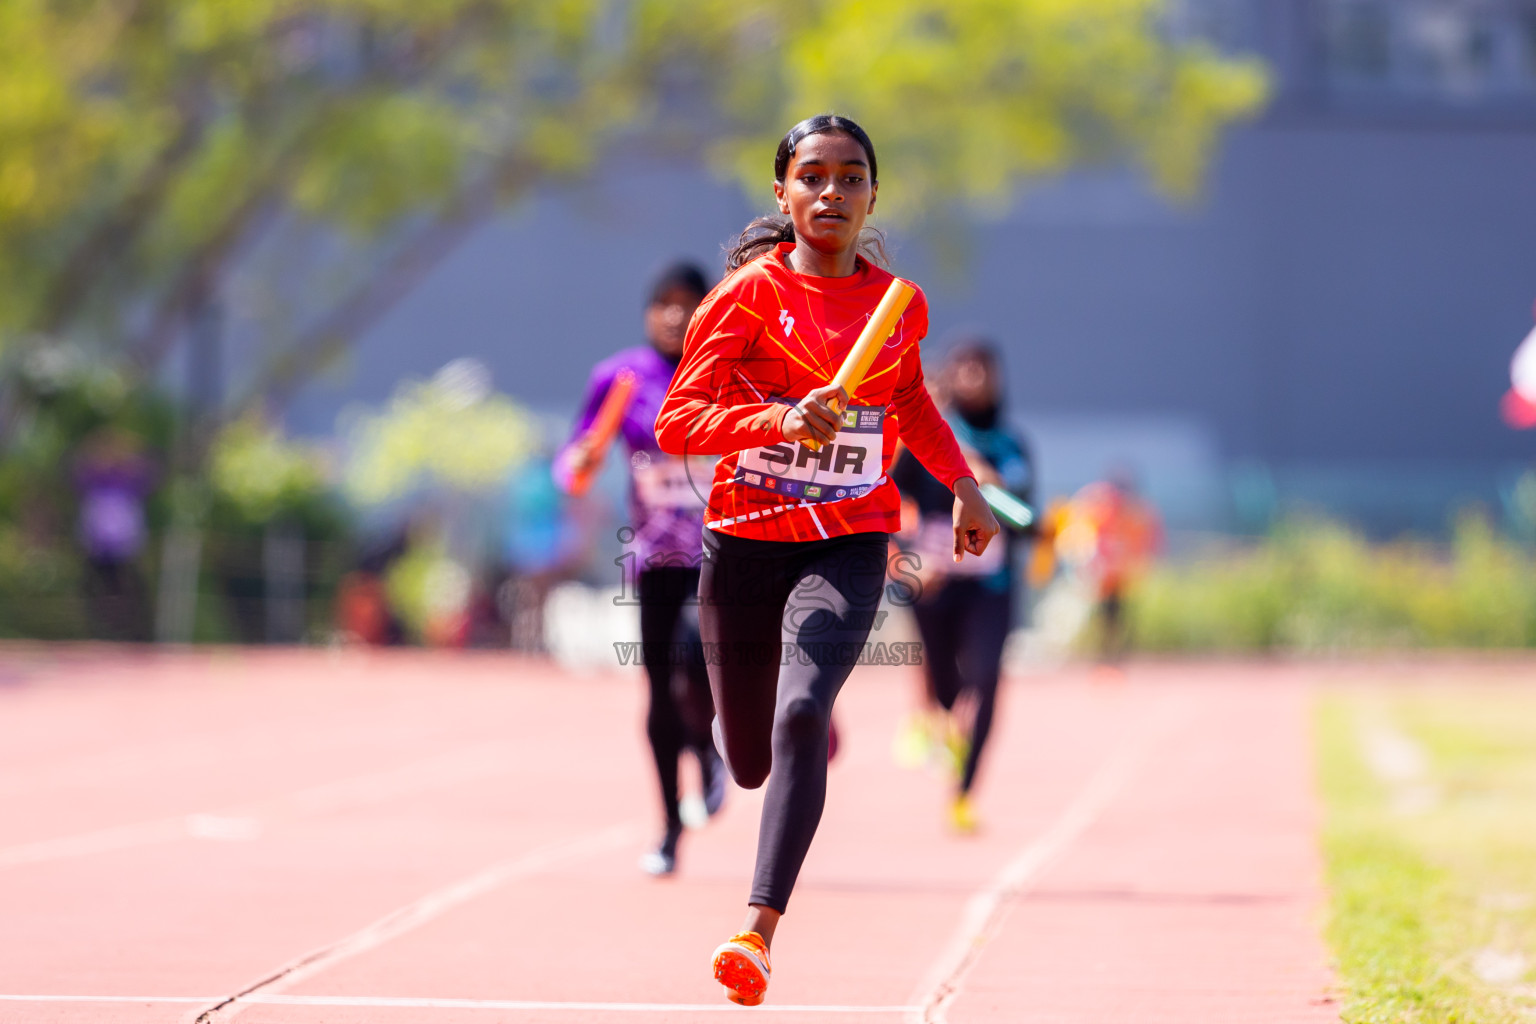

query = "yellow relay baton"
803;278;917;452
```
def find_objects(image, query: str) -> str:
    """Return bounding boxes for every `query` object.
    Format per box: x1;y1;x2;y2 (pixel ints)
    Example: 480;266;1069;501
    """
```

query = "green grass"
1318;686;1536;1022
1130;515;1536;652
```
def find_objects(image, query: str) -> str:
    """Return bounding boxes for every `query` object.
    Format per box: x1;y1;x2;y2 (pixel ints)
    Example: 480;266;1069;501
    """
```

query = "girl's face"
951;356;999;411
645;284;703;359
773;131;877;258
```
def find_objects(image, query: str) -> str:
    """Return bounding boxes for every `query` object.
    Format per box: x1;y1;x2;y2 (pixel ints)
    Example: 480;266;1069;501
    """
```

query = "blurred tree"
0;0;627;382
640;0;1270;217
208;415;329;524
204;413;348;644
338;358;538;648
340;358;536;506
0;0;1268;411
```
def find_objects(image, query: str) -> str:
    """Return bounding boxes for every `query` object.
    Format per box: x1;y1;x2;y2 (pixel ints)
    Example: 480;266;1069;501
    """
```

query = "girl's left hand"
952;477;1001;562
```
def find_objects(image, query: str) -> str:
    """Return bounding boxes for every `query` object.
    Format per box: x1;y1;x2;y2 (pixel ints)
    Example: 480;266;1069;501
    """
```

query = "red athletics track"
0;649;1339;1023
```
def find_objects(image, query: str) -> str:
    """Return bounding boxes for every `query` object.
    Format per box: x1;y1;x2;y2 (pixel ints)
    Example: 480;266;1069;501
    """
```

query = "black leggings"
638;567;716;831
698;528;888;914
1098;591;1127;662
911;578;1012;794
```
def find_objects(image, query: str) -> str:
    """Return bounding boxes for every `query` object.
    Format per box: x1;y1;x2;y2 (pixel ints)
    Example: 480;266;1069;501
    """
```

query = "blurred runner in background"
891;338;1034;833
555;262;724;877
505;456;591;652
334;532;407;646
1062;469;1162;665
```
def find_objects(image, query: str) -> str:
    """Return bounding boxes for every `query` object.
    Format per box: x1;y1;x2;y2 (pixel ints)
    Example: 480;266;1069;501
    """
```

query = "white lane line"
0;745;516;869
0;994;918;1013
0;995;213;1004
251;994;917;1013
193;824;639;1023
909;699;1191;1024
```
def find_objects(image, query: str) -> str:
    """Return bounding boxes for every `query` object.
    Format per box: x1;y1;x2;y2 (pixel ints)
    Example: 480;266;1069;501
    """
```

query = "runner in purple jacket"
555;262;724;876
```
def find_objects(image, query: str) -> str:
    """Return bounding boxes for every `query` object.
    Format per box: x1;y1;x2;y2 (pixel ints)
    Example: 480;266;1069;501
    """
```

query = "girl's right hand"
782;385;848;446
952;477;1001;562
566;439;597;476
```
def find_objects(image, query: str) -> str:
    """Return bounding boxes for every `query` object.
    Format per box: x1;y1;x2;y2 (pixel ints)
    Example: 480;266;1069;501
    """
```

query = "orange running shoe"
711;931;771;1006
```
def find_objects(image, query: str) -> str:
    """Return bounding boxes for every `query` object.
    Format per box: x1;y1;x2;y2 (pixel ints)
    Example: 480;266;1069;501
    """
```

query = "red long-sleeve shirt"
655;243;974;542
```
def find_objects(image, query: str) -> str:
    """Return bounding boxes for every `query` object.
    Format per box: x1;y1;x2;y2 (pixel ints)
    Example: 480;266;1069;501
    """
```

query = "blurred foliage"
643;0;1270;218
0;529;89;639
0;0;1268;401
203;416;350;643
341;360;536;506
1129;513;1536;652
0;0;631;392
383;537;472;644
209;415;329;524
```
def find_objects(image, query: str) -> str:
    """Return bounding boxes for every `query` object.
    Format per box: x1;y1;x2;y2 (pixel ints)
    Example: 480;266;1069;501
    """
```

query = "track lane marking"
0;994;918;1013
247;994;919;1012
909;697;1193;1024
191;824;639;1023
0;744;518;869
0;995;212;1003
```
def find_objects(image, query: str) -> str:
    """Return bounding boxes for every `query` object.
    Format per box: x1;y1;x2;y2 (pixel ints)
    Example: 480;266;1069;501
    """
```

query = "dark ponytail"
723;113;888;273
724;216;796;272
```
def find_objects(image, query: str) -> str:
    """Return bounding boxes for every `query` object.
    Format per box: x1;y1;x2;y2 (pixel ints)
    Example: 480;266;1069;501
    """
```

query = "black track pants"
911;577;1012;794
638;567;716;831
698;527;889;914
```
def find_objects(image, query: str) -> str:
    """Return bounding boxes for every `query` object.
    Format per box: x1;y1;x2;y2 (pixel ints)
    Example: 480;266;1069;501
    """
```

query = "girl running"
655;114;999;1005
555;262;725;877
892;339;1036;834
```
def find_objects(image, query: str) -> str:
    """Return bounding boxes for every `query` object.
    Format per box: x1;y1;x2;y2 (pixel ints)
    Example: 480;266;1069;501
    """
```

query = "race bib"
632;451;714;510
735;401;886;503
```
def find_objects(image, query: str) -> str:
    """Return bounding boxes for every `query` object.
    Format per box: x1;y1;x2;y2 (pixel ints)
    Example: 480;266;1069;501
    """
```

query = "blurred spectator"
1061;469;1163;662
501;455;589;652
335;570;395;645
378;513;476;648
462;569;510;649
334;533;406;646
72;428;156;641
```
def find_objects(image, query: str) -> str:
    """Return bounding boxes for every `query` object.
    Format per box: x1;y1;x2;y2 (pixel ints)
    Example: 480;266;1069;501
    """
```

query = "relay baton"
568;369;637;497
980;482;1035;529
803;278;917;452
